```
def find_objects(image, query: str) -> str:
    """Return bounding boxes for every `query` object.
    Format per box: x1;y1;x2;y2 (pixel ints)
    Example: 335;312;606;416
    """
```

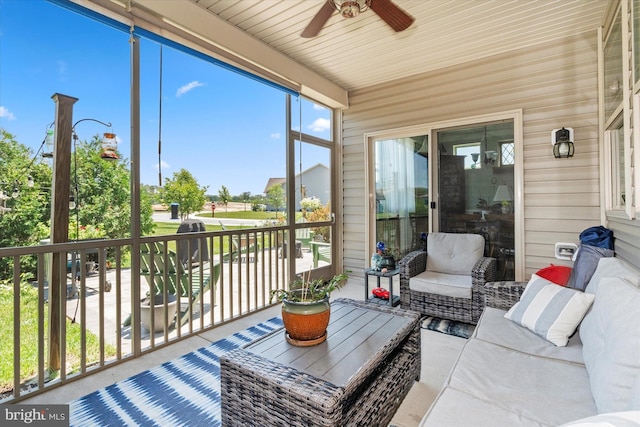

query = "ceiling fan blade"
301;1;335;38
370;0;415;32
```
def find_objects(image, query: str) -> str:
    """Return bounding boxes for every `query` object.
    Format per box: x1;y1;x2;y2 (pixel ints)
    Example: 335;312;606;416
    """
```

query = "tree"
0;129;52;277
218;185;231;212
0;130;155;278
240;191;251;211
267;184;285;218
71;136;154;239
160;169;208;220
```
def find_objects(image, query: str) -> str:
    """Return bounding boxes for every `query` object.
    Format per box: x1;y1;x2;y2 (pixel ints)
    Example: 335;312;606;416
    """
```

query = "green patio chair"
138;241;221;327
218;221;256;262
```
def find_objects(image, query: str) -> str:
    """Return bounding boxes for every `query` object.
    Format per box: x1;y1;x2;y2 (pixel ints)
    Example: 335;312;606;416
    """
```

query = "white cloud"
308;117;330;133
270;132;281;139
0;106;16;120
154;160;170;170
312;103;324;110
176;81;205;97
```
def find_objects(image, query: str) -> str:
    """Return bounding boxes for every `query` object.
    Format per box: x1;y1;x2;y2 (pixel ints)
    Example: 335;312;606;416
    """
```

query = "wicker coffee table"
220;298;420;426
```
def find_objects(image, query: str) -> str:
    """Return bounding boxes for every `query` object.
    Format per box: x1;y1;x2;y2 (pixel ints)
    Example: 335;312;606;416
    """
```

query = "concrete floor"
21;278;369;405
22;276;466;427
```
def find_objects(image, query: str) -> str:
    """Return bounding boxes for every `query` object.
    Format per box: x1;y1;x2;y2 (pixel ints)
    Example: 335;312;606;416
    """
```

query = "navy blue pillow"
579;226;614;250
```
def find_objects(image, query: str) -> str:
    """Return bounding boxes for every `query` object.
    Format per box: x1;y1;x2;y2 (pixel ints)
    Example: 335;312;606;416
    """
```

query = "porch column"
49;93;77;371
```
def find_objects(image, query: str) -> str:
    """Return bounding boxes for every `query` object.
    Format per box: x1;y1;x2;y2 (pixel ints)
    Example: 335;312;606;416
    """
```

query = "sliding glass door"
369;117;518;281
374;135;429;260
436;121;515;280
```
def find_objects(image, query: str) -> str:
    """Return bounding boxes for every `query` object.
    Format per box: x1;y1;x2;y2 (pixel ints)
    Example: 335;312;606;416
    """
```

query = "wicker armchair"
398;233;497;324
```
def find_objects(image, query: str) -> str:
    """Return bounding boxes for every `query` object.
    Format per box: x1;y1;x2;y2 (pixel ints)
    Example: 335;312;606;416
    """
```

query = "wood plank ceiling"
191;0;608;92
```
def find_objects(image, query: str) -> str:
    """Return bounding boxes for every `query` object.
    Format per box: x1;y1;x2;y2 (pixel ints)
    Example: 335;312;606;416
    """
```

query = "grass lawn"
195;211;283;220
152;222;251;256
0;283;117;395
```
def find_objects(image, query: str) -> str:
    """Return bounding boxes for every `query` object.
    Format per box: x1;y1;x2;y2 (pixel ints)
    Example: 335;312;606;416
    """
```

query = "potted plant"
140;293;178;333
271;271;348;346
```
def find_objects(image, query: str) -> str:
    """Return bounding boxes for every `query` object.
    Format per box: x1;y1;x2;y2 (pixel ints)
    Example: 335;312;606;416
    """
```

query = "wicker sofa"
419;256;640;426
398;232;497;324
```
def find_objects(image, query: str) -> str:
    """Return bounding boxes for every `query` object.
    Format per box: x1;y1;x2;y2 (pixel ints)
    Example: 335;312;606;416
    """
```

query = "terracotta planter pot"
281;291;330;346
140;294;178;333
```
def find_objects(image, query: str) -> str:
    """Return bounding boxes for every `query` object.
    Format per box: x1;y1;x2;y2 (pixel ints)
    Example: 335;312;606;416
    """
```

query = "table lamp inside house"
493;185;513;214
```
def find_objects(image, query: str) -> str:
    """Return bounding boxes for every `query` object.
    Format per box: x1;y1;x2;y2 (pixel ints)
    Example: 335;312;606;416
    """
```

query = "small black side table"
364;267;401;307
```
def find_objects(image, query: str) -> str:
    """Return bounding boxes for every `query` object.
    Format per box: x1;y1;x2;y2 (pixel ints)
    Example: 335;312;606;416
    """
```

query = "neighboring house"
263;177;285;212
264;163;330;211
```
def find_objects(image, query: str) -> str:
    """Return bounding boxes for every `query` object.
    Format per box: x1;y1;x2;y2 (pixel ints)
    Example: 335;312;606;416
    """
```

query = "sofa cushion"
409;270;472;299
445;338;596;425
426;232;484;275
474;307;584;364
504;274;594;346
558;411;640;426
580;276;640;413
419;387;550;427
585;257;639;295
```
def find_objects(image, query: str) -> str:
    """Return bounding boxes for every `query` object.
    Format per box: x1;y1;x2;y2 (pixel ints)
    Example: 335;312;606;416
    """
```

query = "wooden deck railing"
0;225;307;403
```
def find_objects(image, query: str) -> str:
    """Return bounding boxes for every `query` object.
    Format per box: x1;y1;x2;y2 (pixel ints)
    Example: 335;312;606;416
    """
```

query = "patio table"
220;298;421;426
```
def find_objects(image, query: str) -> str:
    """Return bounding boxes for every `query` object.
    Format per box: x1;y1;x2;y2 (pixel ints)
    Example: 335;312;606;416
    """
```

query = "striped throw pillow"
504;274;595;346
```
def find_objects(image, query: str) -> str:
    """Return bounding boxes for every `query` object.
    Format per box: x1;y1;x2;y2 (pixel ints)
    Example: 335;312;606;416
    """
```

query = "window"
454;143;481;169
499;140;515;166
604;6;623;120
602;3;634;220
605;114;626;211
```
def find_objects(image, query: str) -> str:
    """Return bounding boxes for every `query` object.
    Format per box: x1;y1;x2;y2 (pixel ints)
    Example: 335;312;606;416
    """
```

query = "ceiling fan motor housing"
331;0;371;18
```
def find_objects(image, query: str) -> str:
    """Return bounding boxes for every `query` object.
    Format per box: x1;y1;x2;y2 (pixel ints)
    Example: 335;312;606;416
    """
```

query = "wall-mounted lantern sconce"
551;127;574;158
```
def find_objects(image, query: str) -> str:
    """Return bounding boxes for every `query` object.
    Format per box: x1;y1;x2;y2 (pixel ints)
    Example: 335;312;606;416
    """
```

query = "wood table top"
245;299;415;387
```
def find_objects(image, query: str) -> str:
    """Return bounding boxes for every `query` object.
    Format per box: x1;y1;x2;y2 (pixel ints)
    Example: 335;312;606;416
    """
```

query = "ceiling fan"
301;0;414;38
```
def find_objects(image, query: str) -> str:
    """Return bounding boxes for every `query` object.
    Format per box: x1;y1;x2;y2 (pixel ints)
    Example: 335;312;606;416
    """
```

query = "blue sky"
0;0;331;196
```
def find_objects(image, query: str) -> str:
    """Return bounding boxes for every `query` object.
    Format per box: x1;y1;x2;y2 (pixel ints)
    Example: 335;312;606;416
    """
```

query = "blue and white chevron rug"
70;317;284;427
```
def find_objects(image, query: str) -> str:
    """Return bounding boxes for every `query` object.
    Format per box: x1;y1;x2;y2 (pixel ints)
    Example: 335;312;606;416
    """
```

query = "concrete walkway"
152;210;263;228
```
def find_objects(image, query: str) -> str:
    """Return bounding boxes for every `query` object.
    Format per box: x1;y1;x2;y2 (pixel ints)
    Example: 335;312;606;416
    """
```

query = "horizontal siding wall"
342;32;601;279
606;216;640;265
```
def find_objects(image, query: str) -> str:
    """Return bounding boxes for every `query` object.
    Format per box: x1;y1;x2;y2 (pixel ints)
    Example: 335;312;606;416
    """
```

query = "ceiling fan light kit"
301;0;414;38
331;0;370;18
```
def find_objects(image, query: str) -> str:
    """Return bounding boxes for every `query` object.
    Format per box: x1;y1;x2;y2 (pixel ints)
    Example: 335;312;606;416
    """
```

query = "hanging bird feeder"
100;132;119;160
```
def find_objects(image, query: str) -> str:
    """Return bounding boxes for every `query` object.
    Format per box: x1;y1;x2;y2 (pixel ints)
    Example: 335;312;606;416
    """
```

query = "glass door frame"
365;109;524;281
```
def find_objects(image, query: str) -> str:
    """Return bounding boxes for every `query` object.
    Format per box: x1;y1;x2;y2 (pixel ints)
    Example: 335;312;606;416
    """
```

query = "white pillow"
580;277;640;413
504;274;595;346
558;411;640;426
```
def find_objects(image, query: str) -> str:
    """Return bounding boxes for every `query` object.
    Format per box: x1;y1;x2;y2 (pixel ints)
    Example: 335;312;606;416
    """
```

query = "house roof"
263;164;329;194
264;177;286;194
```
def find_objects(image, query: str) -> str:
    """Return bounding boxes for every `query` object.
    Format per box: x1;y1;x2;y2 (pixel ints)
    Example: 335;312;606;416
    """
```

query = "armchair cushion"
410;271;472;299
426;233;484;275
